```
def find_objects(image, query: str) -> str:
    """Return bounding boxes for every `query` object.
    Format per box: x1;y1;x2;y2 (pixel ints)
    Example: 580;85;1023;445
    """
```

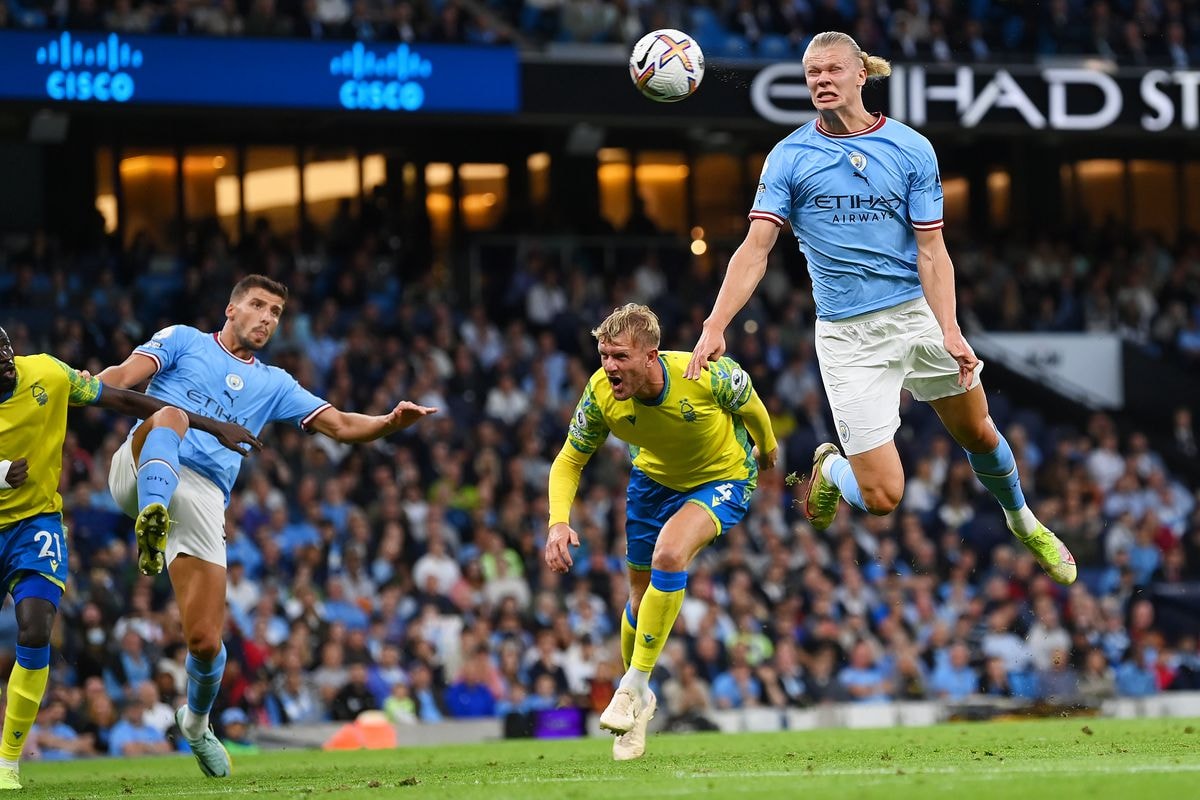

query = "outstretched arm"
686;219;781;379
544;444;592;573
915;227;978;388
96;386;264;455
307;401;438;444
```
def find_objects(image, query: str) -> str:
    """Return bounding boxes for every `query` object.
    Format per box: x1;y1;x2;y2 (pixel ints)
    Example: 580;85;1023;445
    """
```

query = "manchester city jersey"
565;351;759;492
751;114;943;321
132;325;329;500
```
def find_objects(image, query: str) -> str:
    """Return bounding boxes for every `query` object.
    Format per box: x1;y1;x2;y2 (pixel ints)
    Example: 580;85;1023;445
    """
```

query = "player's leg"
928;386;1076;585
170;554;232;776
802;315;906;527
0;580;60;789
130;407;190;576
621;568;652;671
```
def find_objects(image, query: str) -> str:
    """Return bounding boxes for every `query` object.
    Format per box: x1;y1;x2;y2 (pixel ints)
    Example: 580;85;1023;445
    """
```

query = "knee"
17;615;53;650
862;481;904;516
150;406;190;434
650;543;689;573
186;630;223;662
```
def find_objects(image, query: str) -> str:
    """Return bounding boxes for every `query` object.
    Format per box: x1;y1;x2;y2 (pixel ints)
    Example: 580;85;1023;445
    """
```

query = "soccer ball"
629;29;705;103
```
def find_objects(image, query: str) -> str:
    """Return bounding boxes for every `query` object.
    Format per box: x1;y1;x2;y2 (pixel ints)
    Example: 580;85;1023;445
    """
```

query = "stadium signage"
0;30;518;114
751;63;1200;132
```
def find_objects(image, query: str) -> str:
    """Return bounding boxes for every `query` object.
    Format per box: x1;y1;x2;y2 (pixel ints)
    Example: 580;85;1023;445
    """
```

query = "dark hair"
230;274;289;303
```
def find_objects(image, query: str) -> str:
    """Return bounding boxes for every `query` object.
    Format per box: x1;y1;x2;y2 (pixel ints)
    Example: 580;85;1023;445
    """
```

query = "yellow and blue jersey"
564;351;769;494
752;114;943;321
0;354;102;527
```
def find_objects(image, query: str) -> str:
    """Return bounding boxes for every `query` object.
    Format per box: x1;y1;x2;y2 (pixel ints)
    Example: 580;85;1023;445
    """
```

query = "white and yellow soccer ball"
628;29;705;103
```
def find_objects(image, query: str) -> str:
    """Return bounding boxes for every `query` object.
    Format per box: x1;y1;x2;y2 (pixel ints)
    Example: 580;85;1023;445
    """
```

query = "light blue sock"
185;643;226;717
137;428;181;512
966;434;1025;511
827;454;867;512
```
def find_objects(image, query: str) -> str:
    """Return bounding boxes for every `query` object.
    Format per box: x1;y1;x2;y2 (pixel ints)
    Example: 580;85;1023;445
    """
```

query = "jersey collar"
815;113;886;139
212;332;256;365
635;356;670;407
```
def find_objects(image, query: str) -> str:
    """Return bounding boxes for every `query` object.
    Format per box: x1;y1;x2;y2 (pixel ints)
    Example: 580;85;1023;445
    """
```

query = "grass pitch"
20;717;1200;800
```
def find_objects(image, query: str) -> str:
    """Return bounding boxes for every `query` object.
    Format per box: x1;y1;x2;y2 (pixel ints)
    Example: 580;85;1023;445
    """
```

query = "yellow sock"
630;570;686;673
620;602;637;671
0;664;48;761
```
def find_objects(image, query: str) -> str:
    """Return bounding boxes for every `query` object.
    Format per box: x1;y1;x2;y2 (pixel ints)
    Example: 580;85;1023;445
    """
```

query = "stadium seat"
1009;671;1041;700
757;34;794;60
716;34;752;60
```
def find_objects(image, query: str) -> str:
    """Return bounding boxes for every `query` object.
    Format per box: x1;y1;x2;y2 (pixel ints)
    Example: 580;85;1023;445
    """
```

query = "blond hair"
804;31;892;80
591;303;661;349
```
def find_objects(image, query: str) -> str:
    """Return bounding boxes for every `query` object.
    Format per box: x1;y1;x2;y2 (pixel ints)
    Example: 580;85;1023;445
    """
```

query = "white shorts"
108;439;228;568
814;298;982;456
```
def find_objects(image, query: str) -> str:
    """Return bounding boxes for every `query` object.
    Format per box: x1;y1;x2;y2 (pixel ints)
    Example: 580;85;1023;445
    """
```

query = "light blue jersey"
751;114;943;321
132;325;330;501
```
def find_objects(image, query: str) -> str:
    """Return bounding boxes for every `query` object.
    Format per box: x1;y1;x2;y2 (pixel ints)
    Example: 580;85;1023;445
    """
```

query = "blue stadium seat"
757;34;794;60
717;34;752;60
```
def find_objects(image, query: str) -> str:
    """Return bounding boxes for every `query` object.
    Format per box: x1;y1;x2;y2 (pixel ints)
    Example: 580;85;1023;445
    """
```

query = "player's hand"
389;401;438;431
685;322;727;380
754;446;778;471
211;422;264;456
943;328;981;388
0;458;28;489
544;522;580;574
76;369;93;380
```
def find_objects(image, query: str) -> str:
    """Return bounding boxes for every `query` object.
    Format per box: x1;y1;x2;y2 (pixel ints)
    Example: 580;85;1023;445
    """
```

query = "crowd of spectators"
0;203;1198;760
2;0;1198;65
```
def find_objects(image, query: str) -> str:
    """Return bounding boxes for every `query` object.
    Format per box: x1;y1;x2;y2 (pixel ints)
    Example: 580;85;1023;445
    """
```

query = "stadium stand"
1;203;1198;755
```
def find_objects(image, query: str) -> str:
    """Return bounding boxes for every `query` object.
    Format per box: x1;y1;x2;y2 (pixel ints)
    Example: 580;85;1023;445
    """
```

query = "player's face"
227;288;285;351
803;46;865;110
597;333;657;401
0;330;14;395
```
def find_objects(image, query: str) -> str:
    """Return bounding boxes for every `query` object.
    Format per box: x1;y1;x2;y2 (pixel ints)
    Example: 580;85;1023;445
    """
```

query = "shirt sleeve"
748;144;792;227
271;370;332;431
565;382;610;456
709;356;754;412
49;356;103;406
908;136;944;231
134;324;190;375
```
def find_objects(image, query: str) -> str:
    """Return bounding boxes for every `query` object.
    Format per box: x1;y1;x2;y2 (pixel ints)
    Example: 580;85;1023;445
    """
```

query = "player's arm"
688;225;781;380
54;358;263;455
306;401;437;444
545;384;608;573
915;227;979;388
711;358;777;470
96;351;159;389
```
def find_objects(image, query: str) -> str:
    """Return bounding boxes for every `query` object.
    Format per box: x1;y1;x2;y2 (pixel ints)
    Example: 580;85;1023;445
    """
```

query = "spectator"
107;701;172;757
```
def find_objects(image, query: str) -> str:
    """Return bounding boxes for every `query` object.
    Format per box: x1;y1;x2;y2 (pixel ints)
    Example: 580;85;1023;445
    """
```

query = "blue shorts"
625;469;751;570
0;512;69;595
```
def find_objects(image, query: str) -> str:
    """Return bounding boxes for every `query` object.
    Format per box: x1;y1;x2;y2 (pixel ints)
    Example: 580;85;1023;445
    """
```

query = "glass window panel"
1186;163;1200;235
1075;159;1126;229
528;152;550;209
426;162;453;247
942;175;968;230
119;149;176;249
635;150;688;235
363;155;386;194
598;147;631;231
459;162;507;231
304;147;360;231
95;147;117;235
693;153;743;238
244;147;299;235
1129;160;1176;240
182;147;238;243
987;169;1010;229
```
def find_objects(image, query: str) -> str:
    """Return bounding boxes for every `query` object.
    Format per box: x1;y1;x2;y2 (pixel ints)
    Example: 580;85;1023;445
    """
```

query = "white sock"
0;758;18;771
618;667;651;701
181;707;209;740
1004;505;1039;537
821;453;846;482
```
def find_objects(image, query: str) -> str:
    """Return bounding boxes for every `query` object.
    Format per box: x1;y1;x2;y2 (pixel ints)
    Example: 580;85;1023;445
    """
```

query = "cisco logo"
36;32;141;103
330;42;432;112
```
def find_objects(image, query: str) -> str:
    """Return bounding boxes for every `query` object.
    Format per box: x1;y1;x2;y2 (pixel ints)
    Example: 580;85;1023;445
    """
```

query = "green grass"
18;717;1200;800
